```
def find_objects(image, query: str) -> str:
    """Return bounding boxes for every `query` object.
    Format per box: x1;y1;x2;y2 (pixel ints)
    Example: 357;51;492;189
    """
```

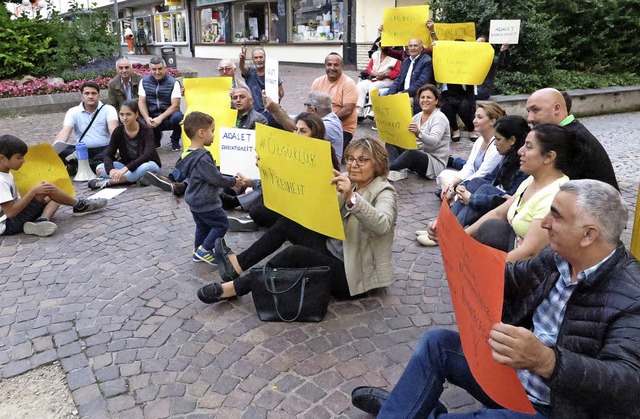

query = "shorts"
2;199;47;235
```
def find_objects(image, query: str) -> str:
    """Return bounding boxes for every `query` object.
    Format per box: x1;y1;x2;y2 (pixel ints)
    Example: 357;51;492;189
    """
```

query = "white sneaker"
415;230;429;236
417;234;438;246
23;220;57;237
387;170;408;182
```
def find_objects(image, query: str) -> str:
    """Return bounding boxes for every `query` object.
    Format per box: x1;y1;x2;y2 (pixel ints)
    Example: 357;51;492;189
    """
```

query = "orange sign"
437;200;535;413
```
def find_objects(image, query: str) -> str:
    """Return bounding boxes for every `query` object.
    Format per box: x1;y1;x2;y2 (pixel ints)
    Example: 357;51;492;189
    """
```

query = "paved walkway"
1;59;639;418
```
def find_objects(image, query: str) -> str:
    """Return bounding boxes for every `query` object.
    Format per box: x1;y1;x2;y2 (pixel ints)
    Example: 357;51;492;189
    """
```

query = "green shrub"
495;70;640;95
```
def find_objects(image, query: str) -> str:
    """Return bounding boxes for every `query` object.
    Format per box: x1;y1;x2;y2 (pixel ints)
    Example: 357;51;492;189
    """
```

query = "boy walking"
0;135;108;237
176;112;250;264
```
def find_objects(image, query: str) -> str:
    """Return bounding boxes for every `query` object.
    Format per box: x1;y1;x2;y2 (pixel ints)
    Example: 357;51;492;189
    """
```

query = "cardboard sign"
437;200;535;414
183;77;237;163
12;143;75;197
489;20;521;44
264;57;279;103
433;41;494;85
370;89;418;150
219;127;260;179
381;5;430;47
255;123;344;240
433;22;476;41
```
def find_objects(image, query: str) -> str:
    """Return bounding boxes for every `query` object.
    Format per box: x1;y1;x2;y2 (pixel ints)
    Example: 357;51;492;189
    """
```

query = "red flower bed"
0;64;179;99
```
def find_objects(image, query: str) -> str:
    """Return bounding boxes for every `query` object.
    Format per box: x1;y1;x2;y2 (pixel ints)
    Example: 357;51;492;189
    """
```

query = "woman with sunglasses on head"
386;84;451;181
197;137;398;304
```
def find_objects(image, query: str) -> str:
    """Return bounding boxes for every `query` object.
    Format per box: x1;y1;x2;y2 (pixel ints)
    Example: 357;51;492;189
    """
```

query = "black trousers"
440;87;476;133
57;144;108;172
386;144;431;177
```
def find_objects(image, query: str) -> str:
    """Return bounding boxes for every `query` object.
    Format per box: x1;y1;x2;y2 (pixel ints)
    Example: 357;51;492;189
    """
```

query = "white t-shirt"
138;81;182;99
0;171;19;235
62;101;118;149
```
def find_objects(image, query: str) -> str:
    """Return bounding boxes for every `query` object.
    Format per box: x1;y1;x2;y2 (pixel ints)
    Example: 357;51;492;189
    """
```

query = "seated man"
232;87;268;129
54;81;119;173
380;38;435;114
352;179;640;418
107;57;142;111
138;56;183;151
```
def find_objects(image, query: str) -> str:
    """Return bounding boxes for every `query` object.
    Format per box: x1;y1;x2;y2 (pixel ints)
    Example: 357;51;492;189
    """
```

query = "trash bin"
161;45;177;68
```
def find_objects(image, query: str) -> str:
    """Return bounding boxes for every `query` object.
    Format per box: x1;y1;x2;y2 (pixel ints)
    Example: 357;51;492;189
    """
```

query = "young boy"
176;112;250;264
0;135;108;237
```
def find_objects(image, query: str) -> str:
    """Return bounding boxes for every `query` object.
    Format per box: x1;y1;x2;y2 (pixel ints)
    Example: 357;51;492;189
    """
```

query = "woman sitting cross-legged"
386;84;451;181
425;124;579;263
449;115;530;227
88;99;161;189
197;137;398;303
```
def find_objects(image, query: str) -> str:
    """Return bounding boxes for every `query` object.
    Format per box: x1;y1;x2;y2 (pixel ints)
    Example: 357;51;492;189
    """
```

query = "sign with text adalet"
219;127;260;179
183;77;237;163
370;89;417;150
255;124;344;240
489;20;521;44
381;5;430;47
437;200;535;414
433;22;476;41
264;57;279;103
12;143;75;197
433;41;494;85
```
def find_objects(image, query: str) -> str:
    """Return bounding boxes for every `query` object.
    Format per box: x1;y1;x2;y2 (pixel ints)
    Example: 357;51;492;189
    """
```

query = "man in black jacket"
352;179;640;418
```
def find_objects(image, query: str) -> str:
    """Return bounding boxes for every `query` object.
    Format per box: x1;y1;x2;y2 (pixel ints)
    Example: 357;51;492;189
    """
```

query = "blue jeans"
191;207;228;250
96;161;160;182
379;329;549;418
152;111;184;148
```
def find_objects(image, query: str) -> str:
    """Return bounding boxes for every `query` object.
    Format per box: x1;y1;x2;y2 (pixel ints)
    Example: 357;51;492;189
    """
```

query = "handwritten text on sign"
255;123;344;240
381;5;430;47
437;200;535;414
432;41;494;85
433;22;476;42
12;143;75;197
489;20;521;44
369;90;418;150
265;57;279;103
219;127;260;179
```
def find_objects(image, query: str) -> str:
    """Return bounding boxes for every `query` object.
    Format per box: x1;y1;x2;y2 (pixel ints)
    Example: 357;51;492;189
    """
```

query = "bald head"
525;88;568;126
407;38;424;58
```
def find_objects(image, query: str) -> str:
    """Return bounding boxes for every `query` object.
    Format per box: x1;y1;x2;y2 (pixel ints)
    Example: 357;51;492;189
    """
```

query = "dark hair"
120;99;139;114
562;91;572;113
530;124;577;174
0;134;28;158
415;84;440;107
344;137;389;178
149;56;165;66
183;112;214;139
493;115;530;190
80;81;100;93
295;112;326;141
325;52;343;63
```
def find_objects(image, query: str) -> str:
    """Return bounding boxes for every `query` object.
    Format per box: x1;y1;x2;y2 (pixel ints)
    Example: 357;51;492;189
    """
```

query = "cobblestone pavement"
1;59;639;418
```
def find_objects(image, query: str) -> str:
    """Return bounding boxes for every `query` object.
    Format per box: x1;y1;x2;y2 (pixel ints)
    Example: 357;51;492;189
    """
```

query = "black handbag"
250;265;331;322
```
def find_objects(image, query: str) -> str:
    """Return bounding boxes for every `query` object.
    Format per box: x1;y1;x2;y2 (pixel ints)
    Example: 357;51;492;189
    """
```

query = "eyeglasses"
303;103;314;108
346;156;371;166
218;67;233;72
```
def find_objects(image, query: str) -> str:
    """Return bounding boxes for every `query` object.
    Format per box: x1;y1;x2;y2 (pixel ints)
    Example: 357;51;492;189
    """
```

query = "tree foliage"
0;2;118;79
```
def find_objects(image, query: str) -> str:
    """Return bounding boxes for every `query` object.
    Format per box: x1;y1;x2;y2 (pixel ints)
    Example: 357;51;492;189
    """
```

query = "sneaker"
142;172;174;193
171;145;182;152
387;170;408;182
172;182;187;197
23;220;57;237
417;234;438;247
194;245;217;265
73;198;108;216
88;178;109;190
137;175;152;187
192;249;203;262
371;123;378;131
228;216;259;232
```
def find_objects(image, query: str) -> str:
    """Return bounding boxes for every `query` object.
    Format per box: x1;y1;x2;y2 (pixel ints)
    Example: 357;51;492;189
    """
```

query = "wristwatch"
347;193;358;209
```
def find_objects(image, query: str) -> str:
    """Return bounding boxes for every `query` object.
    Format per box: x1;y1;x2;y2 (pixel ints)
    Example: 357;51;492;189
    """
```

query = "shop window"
154;11;187;43
231;1;279;43
198;6;226;43
133;17;154;44
291;0;343;42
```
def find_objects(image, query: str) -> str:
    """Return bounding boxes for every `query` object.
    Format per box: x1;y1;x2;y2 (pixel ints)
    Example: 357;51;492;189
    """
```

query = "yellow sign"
433;22;476;41
12;143;75;197
433;41;495;85
631;183;640;258
255;123;344;240
381;5;430;47
183;77;237;163
165;0;181;6
370;90;418;150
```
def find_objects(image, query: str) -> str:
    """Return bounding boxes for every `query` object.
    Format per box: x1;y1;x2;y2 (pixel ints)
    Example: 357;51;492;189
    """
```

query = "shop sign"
195;0;229;6
165;0;182;7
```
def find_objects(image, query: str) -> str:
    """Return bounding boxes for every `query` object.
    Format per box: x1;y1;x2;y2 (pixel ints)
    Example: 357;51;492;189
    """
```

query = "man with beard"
239;46;284;127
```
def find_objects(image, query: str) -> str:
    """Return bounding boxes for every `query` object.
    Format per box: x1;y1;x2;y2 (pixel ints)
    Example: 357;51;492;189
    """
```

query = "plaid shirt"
517;250;615;405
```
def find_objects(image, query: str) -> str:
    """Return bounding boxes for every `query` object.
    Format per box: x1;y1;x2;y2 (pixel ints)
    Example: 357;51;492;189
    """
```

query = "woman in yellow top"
427;124;580;263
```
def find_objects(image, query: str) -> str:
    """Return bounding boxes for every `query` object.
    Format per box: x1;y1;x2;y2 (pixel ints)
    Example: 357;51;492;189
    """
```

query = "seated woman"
197;137;398;303
356;47;401;118
88;99;161;189
449;115;529;227
436;101;505;199
425;124;576;263
386;84;450;181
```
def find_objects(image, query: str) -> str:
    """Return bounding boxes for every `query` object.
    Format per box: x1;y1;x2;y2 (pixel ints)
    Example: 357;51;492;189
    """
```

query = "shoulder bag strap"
78;104;105;143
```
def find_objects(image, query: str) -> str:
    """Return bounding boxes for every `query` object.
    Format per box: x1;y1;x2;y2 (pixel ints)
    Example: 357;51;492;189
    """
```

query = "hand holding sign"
369;90;417;150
